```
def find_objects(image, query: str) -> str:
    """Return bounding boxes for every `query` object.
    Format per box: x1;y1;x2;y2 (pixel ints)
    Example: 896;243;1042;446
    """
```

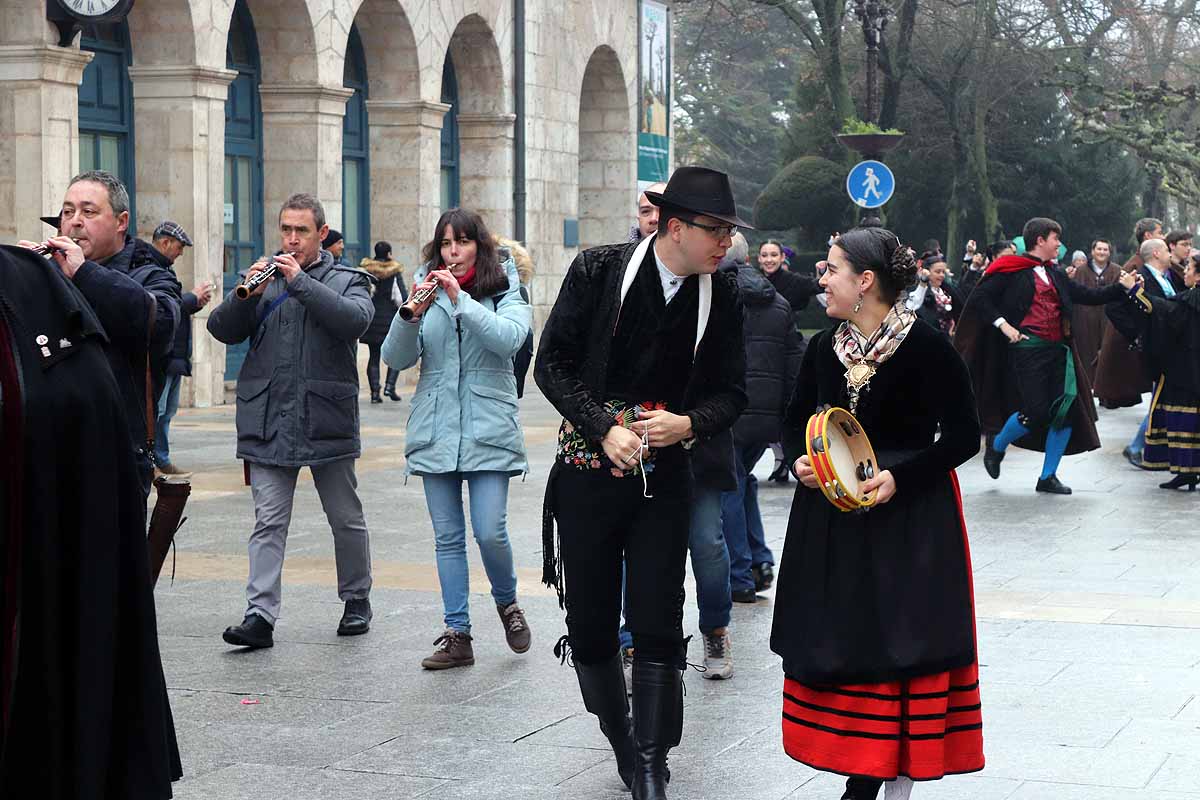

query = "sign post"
846;160;895;209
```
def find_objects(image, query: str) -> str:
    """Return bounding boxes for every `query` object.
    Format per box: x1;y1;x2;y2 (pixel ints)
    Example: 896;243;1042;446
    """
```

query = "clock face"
61;0;123;18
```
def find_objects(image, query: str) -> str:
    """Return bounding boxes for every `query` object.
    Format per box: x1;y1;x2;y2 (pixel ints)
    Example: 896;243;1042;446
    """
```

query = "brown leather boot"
496;602;531;653
420;629;475;670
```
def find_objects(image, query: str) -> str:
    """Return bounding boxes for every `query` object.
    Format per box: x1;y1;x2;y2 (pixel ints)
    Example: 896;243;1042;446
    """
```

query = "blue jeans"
689;486;732;633
422;471;518;633
154;373;182;465
1130;385;1154;454
721;442;774;593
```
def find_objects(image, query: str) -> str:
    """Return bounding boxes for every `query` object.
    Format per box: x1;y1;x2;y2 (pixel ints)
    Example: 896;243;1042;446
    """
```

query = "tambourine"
805;407;879;512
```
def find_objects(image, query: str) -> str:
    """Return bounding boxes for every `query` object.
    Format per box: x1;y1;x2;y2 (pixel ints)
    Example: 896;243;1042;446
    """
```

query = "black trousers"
553;466;691;666
366;342;398;393
1009;340;1068;431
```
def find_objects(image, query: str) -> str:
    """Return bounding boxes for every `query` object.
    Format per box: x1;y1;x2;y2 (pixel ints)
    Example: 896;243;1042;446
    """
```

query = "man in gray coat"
208;193;375;649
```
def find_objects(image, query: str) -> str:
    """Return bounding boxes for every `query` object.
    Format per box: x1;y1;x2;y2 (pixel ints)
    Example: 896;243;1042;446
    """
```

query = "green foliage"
839;118;904;135
754;155;848;242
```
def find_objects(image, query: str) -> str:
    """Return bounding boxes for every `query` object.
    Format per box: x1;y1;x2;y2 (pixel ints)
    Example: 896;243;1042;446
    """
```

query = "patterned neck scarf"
832;302;917;413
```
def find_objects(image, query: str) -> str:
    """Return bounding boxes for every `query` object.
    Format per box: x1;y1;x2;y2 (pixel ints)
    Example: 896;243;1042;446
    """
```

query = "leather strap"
144;296;157;465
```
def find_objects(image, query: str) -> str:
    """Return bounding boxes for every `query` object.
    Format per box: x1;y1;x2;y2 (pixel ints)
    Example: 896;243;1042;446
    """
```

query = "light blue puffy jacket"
381;257;531;476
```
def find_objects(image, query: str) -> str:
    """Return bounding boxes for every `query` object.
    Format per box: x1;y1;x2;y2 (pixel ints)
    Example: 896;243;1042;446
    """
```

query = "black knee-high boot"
575;654;635;789
842;776;883;800
630;660;683;800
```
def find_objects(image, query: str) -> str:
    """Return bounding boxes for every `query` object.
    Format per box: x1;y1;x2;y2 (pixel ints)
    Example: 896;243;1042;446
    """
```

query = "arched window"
79;21;135;222
440;53;460;211
223;0;263;379
342;25;370;266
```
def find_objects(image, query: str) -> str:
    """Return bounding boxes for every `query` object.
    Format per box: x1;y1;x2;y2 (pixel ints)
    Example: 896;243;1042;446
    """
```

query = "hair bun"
888;241;919;286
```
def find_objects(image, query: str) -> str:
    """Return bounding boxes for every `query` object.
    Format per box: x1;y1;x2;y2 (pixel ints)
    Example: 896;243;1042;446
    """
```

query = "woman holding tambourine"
770;227;985;800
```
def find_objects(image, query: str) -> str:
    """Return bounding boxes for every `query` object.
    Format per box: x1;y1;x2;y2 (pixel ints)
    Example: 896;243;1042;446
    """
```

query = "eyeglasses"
684;219;737;240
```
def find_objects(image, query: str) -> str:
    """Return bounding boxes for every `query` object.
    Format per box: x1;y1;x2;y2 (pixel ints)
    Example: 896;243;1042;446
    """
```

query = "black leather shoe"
370;390;383;404
983;435;1004;479
337;598;372;636
768;463;790;484
841;776;884;800
1160;474;1199;491
223;614;274;649
1123;446;1150;470
752;562;774;592
731;588;758;604
385;386;402;401
1036;474;1072;495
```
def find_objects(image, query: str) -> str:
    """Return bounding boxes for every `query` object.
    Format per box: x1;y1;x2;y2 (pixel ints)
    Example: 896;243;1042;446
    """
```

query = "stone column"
364;99;448;273
129;64;235;408
258;84;352;231
0;44;92;244
457;112;516;236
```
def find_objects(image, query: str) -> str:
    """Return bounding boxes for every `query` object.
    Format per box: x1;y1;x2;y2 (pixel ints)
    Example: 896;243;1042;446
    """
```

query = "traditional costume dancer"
1115;260;1200;489
957;217;1127;494
536;167;747;800
772;227;984;800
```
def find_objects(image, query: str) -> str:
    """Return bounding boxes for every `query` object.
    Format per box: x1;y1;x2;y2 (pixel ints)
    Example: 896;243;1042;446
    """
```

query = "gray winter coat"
207;250;374;466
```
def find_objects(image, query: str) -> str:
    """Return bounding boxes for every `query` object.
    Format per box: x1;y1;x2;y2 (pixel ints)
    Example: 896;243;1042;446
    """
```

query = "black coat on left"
0;246;181;797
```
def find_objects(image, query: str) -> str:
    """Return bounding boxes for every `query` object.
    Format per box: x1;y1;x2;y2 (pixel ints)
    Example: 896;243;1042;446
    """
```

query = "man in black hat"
322;229;345;264
535;166;747;800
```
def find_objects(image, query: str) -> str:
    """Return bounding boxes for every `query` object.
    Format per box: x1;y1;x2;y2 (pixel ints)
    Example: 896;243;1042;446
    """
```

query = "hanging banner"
638;0;671;187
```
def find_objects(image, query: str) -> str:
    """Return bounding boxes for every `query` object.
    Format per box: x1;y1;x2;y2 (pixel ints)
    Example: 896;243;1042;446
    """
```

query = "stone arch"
347;0;420;103
444;13;507;116
443;12;513;234
577;45;634;251
125;0;198;67
240;0;320;85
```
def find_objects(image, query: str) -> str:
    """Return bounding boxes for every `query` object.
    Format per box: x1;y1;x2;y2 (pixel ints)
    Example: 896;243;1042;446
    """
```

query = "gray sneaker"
421;629;475;670
701;631;733;680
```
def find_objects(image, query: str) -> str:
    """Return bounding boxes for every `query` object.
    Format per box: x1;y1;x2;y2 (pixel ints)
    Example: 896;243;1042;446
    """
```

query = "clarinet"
398;281;440;321
235;252;296;299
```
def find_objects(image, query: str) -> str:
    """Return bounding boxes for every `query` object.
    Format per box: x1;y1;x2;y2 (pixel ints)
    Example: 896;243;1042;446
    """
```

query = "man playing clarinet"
207;193;376;649
536;167;747;800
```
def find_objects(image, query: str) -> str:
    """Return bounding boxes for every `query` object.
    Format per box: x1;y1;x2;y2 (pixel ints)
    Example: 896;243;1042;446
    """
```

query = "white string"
638;428;653;499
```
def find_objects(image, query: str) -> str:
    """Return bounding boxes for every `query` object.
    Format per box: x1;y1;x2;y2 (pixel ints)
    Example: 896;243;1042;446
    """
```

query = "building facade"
0;0;651;406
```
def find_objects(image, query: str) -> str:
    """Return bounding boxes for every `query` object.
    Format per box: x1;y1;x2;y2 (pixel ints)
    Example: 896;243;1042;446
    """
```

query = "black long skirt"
770;470;976;685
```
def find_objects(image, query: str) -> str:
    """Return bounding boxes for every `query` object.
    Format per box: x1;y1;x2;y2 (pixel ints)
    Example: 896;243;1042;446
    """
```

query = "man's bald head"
636;182;667;239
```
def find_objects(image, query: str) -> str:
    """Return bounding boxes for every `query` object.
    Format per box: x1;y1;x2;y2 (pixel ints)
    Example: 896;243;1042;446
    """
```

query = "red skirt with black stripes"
781;666;984;780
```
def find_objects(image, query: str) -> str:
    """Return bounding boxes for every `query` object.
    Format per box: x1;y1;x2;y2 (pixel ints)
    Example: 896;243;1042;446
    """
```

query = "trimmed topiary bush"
754;155;847;237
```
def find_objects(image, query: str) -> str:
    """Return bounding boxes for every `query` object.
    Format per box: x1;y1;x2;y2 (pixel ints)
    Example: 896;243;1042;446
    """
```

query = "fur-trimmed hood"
359;257;404;280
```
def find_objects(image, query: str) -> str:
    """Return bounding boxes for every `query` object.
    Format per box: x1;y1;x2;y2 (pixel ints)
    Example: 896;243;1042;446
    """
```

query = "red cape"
984;254;1042;276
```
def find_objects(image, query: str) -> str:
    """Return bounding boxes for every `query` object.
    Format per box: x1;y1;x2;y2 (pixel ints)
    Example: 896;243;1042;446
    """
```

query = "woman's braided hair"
835;226;919;305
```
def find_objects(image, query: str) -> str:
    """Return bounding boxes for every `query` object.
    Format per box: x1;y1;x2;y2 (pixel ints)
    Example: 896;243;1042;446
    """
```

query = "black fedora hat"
644;166;754;230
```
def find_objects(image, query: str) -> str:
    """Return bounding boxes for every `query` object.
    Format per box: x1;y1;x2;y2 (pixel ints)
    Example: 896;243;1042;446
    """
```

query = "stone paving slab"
153;386;1200;799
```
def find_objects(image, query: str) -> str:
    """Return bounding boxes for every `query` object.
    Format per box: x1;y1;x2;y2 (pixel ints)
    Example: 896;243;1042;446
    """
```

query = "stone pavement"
156;387;1200;800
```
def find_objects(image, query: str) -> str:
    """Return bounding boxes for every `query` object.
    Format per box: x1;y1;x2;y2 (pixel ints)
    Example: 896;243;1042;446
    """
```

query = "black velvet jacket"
534;239;747;445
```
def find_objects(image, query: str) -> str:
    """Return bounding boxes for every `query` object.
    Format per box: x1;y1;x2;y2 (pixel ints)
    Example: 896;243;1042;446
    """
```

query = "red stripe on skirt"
780;471;985;781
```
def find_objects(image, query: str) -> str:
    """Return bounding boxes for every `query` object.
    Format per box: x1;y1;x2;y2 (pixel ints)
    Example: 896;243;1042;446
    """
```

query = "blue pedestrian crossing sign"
847;160;895;208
